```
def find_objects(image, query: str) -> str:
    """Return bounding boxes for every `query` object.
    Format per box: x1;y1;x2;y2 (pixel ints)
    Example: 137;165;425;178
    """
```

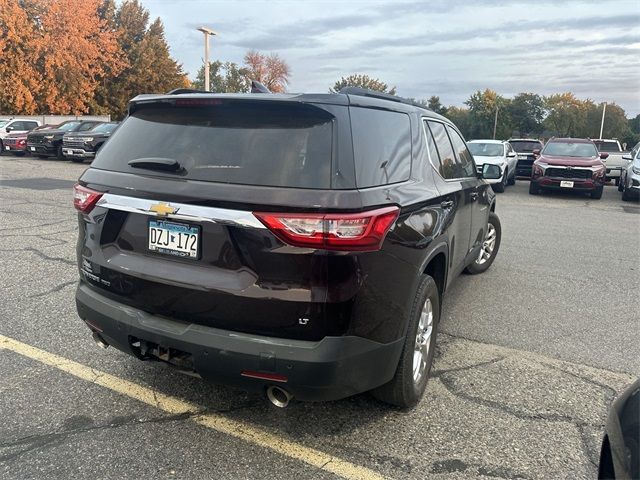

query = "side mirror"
622;155;633;161
600;152;609;160
507;151;516;158
482;164;502;180
532;149;540;156
5;126;13;133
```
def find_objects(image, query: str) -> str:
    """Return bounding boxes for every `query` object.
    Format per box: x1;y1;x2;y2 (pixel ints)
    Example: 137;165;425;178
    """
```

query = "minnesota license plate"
148;220;200;259
560;181;574;188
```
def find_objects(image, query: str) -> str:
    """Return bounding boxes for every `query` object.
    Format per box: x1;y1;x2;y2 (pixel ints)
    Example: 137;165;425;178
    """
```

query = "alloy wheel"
412;298;434;384
476;223;496;265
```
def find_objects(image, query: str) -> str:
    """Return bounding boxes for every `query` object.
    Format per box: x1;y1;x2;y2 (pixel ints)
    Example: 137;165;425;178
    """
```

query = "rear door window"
446;127;477;178
426;121;459;179
350;107;411;188
92;102;335;189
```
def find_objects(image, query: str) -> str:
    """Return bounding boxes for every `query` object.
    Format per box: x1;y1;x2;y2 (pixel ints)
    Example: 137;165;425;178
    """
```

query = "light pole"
197;26;217;92
492;106;499;140
599;102;607;139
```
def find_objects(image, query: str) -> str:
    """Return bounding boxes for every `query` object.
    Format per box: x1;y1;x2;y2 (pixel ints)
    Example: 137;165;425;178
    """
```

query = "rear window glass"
350;107;411;188
92;102;334;189
509;140;542;153
593;141;620;152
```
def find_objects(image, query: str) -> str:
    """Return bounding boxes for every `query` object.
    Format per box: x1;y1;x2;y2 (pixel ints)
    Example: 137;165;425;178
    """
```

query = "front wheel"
590;186;603;199
493;173;506;193
56;145;64;160
371;275;440;409
70;157;84;163
529;181;540;195
507;169;516;185
465;212;501;275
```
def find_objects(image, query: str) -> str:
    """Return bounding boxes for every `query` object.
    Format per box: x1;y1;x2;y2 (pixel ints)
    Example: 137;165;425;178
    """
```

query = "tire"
590;186;603;200
12;152;25;157
70;157;84;163
371;275;440;409
493;173;506;193
56;145;64;160
507;170;516;185
529;181;540;195
37;155;48;159
465;212;501;275
622;184;633;201
618;176;625;192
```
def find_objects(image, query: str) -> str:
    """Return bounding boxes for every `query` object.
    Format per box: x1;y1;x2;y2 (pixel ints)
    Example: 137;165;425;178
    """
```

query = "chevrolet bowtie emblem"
149;202;178;216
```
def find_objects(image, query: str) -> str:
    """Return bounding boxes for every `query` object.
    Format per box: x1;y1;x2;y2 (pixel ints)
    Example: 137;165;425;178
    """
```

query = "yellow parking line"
0;334;385;480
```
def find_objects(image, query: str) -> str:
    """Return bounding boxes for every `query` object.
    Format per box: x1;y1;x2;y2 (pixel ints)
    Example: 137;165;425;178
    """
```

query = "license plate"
4;145;9;150
30;146;35;151
148;220;200;258
560;181;574;188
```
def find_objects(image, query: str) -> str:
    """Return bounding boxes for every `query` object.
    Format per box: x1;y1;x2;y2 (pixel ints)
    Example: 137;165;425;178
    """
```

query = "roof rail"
166;88;209;95
338;87;428;110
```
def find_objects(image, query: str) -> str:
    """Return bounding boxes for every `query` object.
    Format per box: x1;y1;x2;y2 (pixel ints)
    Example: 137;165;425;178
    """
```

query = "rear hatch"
77;95;375;341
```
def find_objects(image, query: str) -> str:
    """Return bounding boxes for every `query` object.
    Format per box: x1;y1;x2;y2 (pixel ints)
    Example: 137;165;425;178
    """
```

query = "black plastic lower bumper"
76;283;404;401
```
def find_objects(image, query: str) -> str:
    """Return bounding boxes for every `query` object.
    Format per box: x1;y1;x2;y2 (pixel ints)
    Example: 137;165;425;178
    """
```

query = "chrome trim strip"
95;193;266;229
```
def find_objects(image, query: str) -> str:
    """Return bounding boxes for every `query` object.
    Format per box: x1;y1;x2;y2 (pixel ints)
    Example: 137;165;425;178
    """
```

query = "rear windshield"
92;101;334;189
542;141;598;157
593;140;620;152
509;140;542;153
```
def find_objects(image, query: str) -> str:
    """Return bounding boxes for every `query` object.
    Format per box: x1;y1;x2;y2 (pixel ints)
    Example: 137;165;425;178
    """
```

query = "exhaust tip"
92;332;109;349
266;385;293;408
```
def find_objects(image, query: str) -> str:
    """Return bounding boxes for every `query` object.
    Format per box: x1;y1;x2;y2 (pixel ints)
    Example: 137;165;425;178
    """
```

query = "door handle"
440;200;454;209
470;192;479;201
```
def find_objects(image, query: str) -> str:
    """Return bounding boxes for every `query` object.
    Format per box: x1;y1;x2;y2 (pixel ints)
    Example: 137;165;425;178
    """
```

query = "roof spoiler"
165;88;210;95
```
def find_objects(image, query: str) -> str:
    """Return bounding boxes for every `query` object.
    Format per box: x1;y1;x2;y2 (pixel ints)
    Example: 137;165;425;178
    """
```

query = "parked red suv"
529;138;608;199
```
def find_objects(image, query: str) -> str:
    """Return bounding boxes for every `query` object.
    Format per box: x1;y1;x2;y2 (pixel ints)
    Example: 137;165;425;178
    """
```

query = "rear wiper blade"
128;157;182;172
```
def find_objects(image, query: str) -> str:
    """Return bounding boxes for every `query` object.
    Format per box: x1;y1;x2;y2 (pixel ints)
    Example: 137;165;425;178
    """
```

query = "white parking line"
0;333;385;480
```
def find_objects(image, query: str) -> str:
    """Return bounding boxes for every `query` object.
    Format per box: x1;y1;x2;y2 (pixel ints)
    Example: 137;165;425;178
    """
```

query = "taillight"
73;184;103;213
253;206;399;251
18;139;25;146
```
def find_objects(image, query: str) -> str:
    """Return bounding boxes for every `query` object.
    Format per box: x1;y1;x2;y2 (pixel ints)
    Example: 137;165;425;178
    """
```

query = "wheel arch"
420;242;449;299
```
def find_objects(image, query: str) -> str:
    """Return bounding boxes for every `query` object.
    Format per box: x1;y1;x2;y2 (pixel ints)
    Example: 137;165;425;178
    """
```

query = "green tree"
427;95;447;115
192;61;250;93
507;93;545;136
543;93;592;137
444;106;471;138
92;0;189;118
330;74;396;95
465;89;511;139
586;102;630;140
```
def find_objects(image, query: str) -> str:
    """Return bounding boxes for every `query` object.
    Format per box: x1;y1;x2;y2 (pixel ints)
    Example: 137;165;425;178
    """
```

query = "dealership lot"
1;156;638;479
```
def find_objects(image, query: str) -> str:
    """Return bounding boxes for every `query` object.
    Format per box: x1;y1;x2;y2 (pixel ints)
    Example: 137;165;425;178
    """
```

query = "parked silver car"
467;140;517;192
619;143;640;201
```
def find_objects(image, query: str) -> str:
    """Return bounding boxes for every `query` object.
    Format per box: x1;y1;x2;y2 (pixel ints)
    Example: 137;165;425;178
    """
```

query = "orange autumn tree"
243;50;290;93
0;0;41;113
35;0;124;114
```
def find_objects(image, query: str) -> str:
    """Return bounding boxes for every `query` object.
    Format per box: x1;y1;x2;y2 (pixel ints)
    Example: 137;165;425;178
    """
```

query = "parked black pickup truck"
63;122;119;162
27;120;102;159
509;138;544;177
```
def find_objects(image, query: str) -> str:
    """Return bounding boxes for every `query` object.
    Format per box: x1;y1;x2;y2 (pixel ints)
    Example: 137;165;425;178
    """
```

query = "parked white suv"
467;140;517;192
593;139;628;184
0;118;41;151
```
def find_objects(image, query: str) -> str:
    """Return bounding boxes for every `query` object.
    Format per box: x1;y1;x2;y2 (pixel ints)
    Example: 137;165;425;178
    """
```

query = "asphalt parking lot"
1;155;638;480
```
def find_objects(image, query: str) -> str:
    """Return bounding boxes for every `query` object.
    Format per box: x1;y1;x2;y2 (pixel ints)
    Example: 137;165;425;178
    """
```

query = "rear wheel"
371;275;439;409
465;212;501;274
590;186;603;200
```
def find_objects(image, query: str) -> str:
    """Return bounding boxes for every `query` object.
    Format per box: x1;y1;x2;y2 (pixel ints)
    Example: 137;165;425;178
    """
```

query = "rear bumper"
76;282;404;401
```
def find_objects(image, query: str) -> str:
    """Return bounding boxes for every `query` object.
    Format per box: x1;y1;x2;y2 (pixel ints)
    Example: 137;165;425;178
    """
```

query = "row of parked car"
468;136;639;201
0;118;118;162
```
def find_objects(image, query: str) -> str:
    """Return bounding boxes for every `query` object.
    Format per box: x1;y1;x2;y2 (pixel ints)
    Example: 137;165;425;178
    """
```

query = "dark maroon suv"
529;138;608;199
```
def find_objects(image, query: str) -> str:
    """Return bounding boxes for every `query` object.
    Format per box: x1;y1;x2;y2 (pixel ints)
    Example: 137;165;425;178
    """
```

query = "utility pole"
197;27;217;92
492;106;499;140
599;102;607;139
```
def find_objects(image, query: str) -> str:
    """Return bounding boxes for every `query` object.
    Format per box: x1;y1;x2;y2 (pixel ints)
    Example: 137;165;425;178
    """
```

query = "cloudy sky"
144;0;640;115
